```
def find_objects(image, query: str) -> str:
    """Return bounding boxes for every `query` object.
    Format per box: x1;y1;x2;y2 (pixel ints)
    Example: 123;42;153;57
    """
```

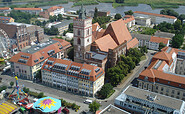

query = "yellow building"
0;16;14;23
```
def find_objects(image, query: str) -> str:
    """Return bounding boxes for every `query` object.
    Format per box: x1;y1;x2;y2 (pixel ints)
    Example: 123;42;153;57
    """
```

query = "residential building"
138;47;185;100
0;7;11;15
0;22;44;53
73;5;139;69
96;104;130;114
41;57;104;97
39;6;64;19
45;20;73;35
115;85;185;114
134;11;177;24
123;15;135;28
135;16;151;26
14;8;43;15
154;31;175;39
131;33;170;50
88;11;110;17
0;16;14;23
9;39;71;80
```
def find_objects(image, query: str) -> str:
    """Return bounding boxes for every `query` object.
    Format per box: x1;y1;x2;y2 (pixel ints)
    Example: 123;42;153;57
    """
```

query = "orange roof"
124;15;133;18
0;7;10;10
92;23;100;32
95;34;118;52
52;38;71;47
41;58;104;82
127;38;139;49
14;8;42;11
123;15;135;23
134;11;177;19
150;36;169;44
10;40;71;66
103;19;132;45
47;6;63;12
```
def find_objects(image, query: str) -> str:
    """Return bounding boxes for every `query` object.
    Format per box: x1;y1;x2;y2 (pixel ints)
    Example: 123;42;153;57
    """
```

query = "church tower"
73;5;92;63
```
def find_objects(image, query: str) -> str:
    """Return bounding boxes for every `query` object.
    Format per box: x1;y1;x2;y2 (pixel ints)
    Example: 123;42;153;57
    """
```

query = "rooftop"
131;33;151;41
52;20;73;28
154;31;175;39
14;8;42;11
88;51;107;61
7;22;33;27
118;86;183;110
150;36;169;44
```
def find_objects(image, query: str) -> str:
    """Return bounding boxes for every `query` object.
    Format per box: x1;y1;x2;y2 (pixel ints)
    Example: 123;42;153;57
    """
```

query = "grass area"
141;55;146;61
73;0;98;6
137;27;156;35
112;2;138;8
97;0;114;3
106;89;115;98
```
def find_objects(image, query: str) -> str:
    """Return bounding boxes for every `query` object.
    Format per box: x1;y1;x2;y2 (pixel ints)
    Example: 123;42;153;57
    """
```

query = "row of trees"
160;9;185;21
115;0;124;3
44;26;59;35
107;47;147;86
97;83;113;99
8;10;38;24
49;14;63;22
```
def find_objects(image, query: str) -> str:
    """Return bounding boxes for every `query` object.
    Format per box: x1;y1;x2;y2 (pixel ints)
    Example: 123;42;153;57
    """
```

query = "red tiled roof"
103;19;132;45
41;58;104;82
9;40;71;66
150;36;169;44
134;11;177;19
127;37;139;49
14;8;42;11
0;7;10;10
123;15;135;23
47;6;63;12
52;38;71;47
95;34;118;52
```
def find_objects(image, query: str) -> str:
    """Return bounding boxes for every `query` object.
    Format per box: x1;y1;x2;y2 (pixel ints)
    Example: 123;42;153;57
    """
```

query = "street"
0;50;154;113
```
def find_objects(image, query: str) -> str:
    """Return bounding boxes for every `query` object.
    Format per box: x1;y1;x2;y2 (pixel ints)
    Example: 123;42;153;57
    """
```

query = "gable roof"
103;19;132;45
95;34;118;52
123;15;135;23
47;6;63;12
0;7;10;10
0;23;17;38
134;11;177;19
127;38;139;49
150;36;169;44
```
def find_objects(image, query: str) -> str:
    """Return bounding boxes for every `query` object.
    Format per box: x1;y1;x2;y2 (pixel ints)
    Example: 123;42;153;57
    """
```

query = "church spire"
79;4;86;19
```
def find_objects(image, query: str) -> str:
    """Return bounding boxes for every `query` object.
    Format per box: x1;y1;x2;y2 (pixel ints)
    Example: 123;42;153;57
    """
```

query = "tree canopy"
171;34;184;48
94;7;98;19
124;10;133;15
115;0;124;3
159;42;166;51
97;83;113;99
160;9;179;17
89;101;100;112
114;13;122;20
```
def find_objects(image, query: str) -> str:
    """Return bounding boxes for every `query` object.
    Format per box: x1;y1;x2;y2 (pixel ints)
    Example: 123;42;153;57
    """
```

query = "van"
84;99;92;104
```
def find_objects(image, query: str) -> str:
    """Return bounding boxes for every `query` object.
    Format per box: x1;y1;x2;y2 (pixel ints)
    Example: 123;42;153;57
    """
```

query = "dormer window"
144;76;148;80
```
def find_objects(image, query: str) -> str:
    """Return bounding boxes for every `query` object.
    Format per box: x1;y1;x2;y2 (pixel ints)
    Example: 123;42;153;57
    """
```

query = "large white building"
115;85;185;114
41;58;105;97
134;11;177;24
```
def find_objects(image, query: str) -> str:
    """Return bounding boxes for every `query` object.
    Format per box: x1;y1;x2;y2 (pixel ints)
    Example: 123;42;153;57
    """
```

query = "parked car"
84;99;92;104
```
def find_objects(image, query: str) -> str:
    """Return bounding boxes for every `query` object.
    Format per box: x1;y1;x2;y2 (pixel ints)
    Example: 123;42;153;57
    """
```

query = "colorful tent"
33;97;61;113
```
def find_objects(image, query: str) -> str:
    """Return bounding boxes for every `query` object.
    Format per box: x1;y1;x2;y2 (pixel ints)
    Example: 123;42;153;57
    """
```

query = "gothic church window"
78;38;81;45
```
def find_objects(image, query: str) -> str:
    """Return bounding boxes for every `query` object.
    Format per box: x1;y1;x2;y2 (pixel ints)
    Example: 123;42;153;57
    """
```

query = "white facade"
135;16;151;26
53;7;64;16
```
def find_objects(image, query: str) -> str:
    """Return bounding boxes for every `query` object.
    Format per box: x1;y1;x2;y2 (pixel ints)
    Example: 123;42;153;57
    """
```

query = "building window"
161;87;163;91
177;91;180;95
172;90;175;94
156;86;158;90
183;93;185;96
87;39;89;43
78;30;80;36
78;38;81;45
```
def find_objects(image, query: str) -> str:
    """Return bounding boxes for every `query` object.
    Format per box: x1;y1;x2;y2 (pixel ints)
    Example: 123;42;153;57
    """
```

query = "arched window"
78;38;81;45
78;30;80;36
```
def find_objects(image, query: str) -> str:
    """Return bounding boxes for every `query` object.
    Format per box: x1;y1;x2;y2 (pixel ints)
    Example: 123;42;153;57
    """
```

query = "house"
45;20;73;35
88;11;110;17
73;5;139;69
39;6;64;19
41;57;104;97
0;7;11;15
0;22;44;53
131;33;170;50
138;47;185;100
123;15;135;28
154;31;175;39
0;16;14;23
9;39;71;80
134;16;151;26
134;11;177;24
14;8;43;15
115;85;185;114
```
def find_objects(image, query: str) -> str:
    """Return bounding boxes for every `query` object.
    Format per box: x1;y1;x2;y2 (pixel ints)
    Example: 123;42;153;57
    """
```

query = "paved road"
0;50;154;112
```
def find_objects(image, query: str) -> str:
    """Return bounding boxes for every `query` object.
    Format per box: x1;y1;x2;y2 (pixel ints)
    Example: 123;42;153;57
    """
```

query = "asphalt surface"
0;50;154;112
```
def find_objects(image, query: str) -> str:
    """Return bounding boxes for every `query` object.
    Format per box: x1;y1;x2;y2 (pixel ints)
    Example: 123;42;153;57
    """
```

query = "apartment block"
9;39;71;80
41;58;104;97
14;8;43;15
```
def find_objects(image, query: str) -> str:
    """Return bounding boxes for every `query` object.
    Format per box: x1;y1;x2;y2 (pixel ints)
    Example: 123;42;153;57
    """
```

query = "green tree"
172;34;184;48
35;20;42;26
97;83;113;98
57;14;63;21
178;14;185;22
23;87;29;93
124;10;133;15
67;47;74;61
89;101;100;112
114;13;122;20
159;42;166;51
115;0;124;3
68;23;73;32
100;24;106;29
2;0;12;2
120;55;135;72
94;7;98;19
35;69;41;81
67;16;71;20
10;81;14;87
37;92;44;98
160;9;179;17
49;16;54;22
53;15;57;21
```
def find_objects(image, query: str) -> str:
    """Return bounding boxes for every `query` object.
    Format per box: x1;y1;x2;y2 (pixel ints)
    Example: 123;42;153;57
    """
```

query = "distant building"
154;31;175;39
0;22;44;52
45;20;73;35
115;85;185;114
0;16;14;23
10;39;71;80
39;6;64;19
73;5;139;69
88;11;110;17
41;57;104;97
135;16;151;26
131;33;170;50
0;7;11;15
138;47;185;100
134;11;177;24
123;15;135;28
14;8;43;15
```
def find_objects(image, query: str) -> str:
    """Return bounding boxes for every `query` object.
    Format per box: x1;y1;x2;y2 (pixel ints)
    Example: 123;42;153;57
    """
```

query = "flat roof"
99;104;130;114
118;86;183;110
7;22;33;27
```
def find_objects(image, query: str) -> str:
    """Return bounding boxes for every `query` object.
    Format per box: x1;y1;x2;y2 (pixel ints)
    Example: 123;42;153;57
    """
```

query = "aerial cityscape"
0;0;185;114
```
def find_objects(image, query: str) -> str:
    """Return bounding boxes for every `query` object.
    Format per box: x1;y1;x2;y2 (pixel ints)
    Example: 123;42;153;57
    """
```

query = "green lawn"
141;55;146;61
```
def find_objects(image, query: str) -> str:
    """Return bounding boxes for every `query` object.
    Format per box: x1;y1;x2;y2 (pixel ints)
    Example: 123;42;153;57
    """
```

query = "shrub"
37;92;44;98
